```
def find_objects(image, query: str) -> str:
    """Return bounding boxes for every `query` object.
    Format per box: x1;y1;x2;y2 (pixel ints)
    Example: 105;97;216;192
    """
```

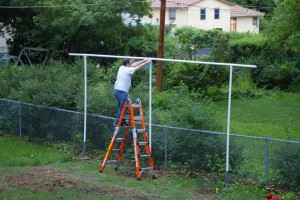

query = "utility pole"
157;0;166;92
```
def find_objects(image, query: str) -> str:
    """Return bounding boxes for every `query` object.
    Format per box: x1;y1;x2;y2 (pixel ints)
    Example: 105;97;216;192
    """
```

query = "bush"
0;60;85;110
205;77;264;101
166;58;229;92
254;62;298;90
229;34;267;61
151;84;219;130
153;128;244;173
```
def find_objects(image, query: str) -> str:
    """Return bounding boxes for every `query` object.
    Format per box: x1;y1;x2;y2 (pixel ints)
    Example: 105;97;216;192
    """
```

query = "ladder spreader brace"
99;98;156;180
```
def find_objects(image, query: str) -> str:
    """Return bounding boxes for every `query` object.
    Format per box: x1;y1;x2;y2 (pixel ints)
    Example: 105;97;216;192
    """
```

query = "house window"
169;9;176;20
200;8;206;20
214;8;220;19
253;17;258;25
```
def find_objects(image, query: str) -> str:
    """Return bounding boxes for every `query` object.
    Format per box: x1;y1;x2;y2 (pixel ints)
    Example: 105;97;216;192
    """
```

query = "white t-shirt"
114;65;135;92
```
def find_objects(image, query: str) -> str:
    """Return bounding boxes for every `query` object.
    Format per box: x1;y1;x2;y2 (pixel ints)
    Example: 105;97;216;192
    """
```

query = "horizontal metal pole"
69;53;257;68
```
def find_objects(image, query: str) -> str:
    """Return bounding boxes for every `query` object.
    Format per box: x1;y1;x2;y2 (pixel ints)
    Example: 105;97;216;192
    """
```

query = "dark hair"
123;59;132;66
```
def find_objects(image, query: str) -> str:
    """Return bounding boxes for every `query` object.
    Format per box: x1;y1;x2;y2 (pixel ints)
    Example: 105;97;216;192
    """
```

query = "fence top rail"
69;53;257;68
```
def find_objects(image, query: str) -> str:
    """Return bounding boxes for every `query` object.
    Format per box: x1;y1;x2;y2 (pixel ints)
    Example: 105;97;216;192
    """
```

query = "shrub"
153;128;244;173
166;58;229;92
254;62;298;90
151;84;219;130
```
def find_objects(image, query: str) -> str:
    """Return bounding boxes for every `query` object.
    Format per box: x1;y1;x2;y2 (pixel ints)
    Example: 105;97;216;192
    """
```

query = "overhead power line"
0;1;148;9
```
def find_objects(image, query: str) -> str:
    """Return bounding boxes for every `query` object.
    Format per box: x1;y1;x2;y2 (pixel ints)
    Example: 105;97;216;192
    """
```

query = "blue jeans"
113;89;129;125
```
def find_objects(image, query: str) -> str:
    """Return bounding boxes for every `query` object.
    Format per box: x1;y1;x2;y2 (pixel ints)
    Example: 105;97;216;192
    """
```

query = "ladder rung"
138;142;149;146
137;129;145;133
127;103;140;108
106;160;119;164
112;149;120;151
119;126;131;129
116;138;126;142
140;154;151;158
123;115;142;121
141;167;153;171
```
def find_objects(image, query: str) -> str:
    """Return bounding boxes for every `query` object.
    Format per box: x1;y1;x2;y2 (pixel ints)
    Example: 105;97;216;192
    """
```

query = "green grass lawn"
0;135;69;166
1;135;299;200
214;93;300;141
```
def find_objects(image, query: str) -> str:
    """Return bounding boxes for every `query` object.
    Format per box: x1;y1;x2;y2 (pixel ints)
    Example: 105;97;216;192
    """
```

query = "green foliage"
229;34;268;61
151;84;218;129
254;62;299;90
0;0;152;56
206;76;264;101
175;27;230;59
229;0;276;13
272;143;300;192
266;0;300;57
164;132;244;173
1;60;84;109
210;32;231;63
166;58;228;92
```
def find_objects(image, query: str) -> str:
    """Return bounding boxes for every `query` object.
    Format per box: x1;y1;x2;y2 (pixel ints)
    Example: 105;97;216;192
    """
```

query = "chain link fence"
0;98;299;192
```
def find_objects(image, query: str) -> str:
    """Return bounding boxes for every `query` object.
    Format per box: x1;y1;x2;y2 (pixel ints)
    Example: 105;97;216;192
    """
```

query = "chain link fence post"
265;138;269;186
164;126;168;167
18;102;22;138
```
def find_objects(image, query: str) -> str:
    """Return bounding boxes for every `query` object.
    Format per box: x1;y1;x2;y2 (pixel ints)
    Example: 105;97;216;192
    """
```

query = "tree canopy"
266;0;300;57
0;0;152;57
229;0;276;13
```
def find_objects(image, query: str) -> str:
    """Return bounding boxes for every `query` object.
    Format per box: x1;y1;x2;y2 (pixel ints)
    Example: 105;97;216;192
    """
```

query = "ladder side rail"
139;102;155;176
117;101;128;126
116;128;130;163
129;102;142;180
99;127;119;172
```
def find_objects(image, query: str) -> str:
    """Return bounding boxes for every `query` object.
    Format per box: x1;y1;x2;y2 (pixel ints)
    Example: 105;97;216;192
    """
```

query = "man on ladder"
113;58;151;126
99;58;155;180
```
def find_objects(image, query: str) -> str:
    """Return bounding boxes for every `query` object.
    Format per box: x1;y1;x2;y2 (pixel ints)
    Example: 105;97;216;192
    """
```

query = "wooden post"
157;0;166;92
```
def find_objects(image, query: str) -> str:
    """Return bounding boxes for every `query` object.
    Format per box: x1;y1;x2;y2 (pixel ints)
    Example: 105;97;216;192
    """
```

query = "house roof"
150;0;263;17
230;5;263;17
151;0;235;8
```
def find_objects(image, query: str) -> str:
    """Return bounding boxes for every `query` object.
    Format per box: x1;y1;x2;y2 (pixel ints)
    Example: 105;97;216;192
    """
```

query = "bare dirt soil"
0;166;160;200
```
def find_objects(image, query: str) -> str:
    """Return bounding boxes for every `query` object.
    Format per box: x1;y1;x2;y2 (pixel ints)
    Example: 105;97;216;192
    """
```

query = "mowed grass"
0;135;68;166
214;93;300;141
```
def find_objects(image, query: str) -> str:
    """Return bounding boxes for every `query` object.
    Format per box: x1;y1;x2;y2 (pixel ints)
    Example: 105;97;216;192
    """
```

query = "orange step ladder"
99;98;156;180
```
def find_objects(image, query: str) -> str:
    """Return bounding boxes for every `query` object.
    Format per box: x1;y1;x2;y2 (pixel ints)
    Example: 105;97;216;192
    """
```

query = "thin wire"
165;0;262;14
0;0;148;9
0;0;264;16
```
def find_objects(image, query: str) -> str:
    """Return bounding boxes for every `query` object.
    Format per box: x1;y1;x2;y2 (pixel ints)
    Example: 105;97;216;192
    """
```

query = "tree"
0;0;152;57
266;0;300;57
229;0;276;13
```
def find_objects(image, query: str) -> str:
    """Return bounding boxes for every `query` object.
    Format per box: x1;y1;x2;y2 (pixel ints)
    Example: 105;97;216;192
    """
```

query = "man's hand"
133;59;151;72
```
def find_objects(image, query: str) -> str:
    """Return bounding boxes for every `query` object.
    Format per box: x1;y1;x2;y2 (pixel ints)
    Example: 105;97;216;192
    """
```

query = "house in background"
0;23;9;55
143;0;263;33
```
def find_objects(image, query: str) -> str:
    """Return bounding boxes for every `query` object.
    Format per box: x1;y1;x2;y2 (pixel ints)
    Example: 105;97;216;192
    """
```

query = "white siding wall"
143;7;188;27
142;0;260;33
189;0;231;31
143;0;231;31
236;16;259;33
